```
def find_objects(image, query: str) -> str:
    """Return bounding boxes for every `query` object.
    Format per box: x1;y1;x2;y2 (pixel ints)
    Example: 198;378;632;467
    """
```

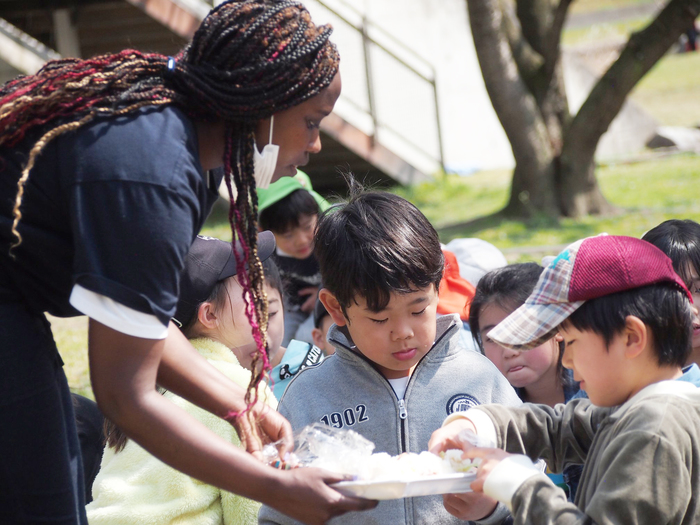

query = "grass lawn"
630;51;700;127
569;0;655;15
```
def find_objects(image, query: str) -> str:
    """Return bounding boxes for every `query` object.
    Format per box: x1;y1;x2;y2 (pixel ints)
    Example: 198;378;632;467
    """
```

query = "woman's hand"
271;467;378;524
228;400;293;460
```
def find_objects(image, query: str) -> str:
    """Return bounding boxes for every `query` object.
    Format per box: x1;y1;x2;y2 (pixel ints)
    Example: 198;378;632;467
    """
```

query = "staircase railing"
313;0;445;173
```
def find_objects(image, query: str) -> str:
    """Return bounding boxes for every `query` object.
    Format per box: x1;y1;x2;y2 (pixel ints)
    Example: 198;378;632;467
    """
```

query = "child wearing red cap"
430;234;700;524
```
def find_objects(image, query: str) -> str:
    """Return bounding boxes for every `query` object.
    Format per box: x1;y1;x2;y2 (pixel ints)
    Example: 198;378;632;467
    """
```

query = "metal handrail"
314;0;445;172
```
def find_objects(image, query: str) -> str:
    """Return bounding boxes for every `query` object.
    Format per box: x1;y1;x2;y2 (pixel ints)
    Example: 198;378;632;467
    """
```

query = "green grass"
394;152;700;260
630;51;700;127
562;17;651;46
569;0;655;15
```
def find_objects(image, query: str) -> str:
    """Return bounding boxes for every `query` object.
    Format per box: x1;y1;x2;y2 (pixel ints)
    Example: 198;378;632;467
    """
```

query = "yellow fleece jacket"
86;338;277;525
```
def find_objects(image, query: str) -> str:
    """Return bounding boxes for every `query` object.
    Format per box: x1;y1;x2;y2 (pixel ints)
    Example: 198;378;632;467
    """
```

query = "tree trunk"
467;0;558;217
466;0;700;219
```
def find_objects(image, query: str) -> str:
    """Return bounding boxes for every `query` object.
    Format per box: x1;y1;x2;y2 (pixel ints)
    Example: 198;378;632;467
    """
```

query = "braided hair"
0;0;339;421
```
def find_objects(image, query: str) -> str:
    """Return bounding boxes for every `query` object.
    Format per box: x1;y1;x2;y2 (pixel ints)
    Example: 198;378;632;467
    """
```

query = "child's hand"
428;417;478;455
464;447;512;493
442;491;498;521
299;286;319;313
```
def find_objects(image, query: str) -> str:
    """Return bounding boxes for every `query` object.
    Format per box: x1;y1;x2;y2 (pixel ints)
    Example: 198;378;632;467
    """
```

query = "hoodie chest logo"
446;394;480;415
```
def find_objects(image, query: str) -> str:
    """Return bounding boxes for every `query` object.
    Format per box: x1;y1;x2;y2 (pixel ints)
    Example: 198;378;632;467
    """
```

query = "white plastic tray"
331;472;476;500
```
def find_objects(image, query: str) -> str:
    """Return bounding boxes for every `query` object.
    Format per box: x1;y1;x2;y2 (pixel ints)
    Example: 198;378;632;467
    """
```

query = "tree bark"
467;0;558;217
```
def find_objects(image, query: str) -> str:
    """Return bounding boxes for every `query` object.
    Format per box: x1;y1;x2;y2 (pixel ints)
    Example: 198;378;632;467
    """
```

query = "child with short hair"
643;219;700;366
430;235;700;524
469;262;582;499
259;185;521;525
87;233;280;525
258;171;330;346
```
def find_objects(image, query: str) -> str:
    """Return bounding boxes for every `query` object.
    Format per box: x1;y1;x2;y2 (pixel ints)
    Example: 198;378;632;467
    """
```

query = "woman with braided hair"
0;1;373;524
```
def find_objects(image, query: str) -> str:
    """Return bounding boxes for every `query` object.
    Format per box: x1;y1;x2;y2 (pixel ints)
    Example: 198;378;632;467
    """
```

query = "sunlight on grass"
569;0;654;15
630;52;700;127
562;17;650;46
394;153;700;263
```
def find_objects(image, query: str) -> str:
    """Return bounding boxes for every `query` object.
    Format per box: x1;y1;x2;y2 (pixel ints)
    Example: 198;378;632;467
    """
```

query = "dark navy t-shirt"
0;105;223;325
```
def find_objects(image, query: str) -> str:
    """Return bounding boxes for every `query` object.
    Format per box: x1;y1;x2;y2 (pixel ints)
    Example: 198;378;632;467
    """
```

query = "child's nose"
391;324;414;341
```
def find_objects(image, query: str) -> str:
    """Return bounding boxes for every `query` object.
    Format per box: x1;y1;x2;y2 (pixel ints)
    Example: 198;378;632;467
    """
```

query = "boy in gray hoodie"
259;183;521;525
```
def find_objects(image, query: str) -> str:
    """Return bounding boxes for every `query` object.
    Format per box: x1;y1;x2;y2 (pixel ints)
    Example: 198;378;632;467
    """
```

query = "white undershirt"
69;284;169;340
387;375;410;399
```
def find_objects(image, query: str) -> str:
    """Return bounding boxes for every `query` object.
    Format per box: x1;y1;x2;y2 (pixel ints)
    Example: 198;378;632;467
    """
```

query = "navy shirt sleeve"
0;106;222;324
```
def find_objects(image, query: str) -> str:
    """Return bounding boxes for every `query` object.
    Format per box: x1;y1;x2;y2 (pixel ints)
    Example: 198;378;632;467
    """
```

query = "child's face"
213;278;284;371
323;284;439;379
273;214;317;259
685;263;700;361
559;324;628;406
479;303;559;389
266;286;286;368
311;315;336;356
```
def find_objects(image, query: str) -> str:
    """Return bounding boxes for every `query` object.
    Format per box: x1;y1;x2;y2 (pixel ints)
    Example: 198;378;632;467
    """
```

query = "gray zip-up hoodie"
258;314;521;525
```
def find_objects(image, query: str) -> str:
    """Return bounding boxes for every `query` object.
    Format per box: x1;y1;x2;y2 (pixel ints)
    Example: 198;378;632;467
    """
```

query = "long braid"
2;0;339;425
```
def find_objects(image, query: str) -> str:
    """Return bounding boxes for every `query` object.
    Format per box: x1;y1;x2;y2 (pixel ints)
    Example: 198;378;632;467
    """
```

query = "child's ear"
197;302;219;329
311;327;325;348
623;315;647;359
319;288;347;327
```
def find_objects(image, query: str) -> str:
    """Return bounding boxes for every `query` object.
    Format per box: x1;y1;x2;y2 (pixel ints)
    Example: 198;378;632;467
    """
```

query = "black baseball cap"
173;231;276;328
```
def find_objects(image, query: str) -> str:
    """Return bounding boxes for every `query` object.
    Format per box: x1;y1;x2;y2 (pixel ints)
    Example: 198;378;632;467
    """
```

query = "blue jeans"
0;303;87;524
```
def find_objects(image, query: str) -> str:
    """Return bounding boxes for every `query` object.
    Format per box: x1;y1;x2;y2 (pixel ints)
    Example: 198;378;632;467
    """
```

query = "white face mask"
253;115;279;189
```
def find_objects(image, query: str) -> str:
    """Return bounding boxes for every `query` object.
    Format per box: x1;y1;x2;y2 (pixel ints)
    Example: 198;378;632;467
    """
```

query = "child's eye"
412;307;428;316
369;317;388;324
307;119;320;130
269;310;278;318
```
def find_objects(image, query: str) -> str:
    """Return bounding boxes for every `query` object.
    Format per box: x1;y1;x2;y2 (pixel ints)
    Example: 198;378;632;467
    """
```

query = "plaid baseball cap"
173;231;276;328
488;234;692;350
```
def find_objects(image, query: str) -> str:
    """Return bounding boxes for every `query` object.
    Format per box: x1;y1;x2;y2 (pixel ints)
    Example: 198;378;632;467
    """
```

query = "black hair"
468;263;574;391
468;263;543;350
642;219;700;289
563;283;693;367
314;177;443;313
259;189;320;233
262;256;285;309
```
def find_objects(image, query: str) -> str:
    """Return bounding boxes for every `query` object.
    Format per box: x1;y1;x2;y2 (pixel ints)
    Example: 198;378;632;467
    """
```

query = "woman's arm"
155;322;288;457
88;320;376;524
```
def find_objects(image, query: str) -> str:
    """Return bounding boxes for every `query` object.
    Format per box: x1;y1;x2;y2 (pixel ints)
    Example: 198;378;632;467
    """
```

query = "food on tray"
310;449;477;481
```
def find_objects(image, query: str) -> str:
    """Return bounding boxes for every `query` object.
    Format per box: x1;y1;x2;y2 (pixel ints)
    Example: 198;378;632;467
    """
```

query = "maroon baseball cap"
488;234;692;350
173;231;276;328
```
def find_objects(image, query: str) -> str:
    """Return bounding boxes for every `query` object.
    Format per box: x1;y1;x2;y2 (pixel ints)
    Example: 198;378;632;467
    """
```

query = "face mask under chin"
253;115;279;189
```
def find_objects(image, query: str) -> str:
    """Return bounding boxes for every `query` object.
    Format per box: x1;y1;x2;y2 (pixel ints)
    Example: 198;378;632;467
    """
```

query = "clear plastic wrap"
262;423;478;480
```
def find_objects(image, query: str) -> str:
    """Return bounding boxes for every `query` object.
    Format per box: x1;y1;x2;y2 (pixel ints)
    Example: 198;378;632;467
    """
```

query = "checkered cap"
488;235;692;350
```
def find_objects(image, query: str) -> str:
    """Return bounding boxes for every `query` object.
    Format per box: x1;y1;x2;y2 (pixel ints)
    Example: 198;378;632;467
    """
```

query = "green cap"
257;171;330;214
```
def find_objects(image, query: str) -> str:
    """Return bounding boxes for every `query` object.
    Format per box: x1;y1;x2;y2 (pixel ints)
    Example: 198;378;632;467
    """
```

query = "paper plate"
331;472;476;500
